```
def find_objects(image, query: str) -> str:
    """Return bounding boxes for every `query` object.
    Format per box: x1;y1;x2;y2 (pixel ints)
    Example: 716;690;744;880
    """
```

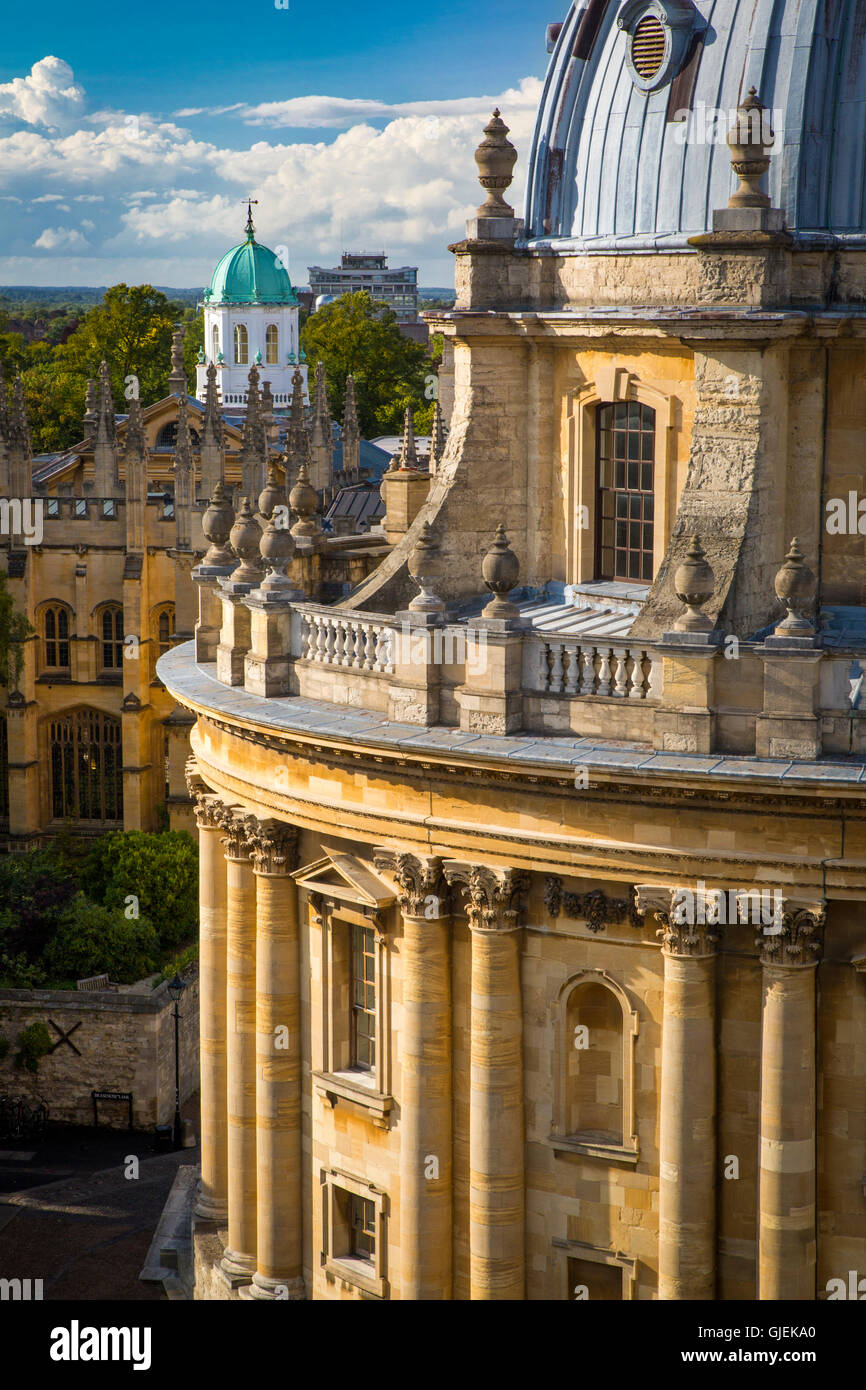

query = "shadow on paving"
0;1096;200;1301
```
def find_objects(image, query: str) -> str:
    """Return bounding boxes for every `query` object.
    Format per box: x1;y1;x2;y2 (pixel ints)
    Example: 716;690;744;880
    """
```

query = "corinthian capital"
373;849;448;918
247;819;298;876
442;861;529;932
634;882;718;958
756;898;825;967
219;808;256;862
192;793;226;830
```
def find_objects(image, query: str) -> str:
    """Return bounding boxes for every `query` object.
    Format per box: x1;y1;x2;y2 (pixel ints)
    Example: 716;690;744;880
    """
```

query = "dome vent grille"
631;16;667;80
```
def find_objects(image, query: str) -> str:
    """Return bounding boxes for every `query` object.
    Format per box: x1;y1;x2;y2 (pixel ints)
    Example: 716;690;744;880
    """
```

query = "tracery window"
99;604;123;670
596;402;655;582
49;709;123;822
44;605;71;671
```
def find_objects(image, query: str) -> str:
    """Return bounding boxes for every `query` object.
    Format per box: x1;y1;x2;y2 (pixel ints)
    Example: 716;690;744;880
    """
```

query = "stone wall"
0;974;199;1130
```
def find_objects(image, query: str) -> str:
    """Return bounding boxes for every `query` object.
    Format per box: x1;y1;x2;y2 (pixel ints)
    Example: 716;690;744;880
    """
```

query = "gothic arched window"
49;709;123;822
43;605;71;671
234;323;248;365
265;324;279;365
151;603;175;680
99;604;124;670
596;402;655;582
211;324;220;361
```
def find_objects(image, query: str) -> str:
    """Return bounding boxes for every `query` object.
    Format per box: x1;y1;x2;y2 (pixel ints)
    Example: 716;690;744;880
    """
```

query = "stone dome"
524;0;866;250
205;206;298;306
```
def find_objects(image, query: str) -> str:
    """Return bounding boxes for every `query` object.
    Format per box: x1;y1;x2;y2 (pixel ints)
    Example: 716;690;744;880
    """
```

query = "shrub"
0;950;47;989
151;942;199;989
15;1020;52;1073
0;844;81;960
43;894;161;985
84;830;198;949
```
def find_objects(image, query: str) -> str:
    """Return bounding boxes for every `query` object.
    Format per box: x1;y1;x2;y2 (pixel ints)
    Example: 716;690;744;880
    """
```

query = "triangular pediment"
293;852;395;909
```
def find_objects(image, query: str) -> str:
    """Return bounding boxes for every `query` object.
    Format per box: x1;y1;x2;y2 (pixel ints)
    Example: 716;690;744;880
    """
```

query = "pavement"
0;1097;200;1301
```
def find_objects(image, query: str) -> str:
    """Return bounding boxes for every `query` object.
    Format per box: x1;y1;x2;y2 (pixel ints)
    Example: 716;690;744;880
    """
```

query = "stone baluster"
563;642;580;695
597;647;613;696
612;646;628;697
629;650;646;699
579;647;596;694
548;641;564;693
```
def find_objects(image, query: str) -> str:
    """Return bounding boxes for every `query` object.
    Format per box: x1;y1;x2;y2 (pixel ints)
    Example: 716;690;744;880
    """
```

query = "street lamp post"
167;973;187;1149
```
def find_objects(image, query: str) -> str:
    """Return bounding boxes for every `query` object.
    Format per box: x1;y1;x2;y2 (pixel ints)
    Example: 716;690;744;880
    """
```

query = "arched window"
211;324;219;361
99;605;124;670
154;422;201;452
234;323;248;365
596;402;655;582
151;604;175;680
265;324;278;365
49;709;123;822
43;605;71;671
552;970;639;1160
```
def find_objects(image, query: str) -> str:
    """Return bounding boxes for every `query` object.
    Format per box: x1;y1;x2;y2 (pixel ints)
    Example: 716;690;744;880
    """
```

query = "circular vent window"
631;15;667;80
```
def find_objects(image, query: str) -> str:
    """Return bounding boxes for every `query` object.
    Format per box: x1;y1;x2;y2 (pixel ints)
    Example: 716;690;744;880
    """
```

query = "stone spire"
341;374;360;483
429;399;446;473
284;366;311;489
309;361;333;494
7;376;32;497
260;379;279;451
123;394;148;554
168;326;187;396
94;360;118;495
173;395;195;550
83;377;98;432
199;362;224;501
397;407;420;470
241;365;265;501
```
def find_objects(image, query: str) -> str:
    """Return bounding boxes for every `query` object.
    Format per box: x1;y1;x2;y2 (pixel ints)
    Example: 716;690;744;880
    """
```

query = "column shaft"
469;926;524;1299
252;862;303;1298
196;816;228;1219
222;836;258;1277
401;913;452;1299
758;964;817;1299
658;949;716;1299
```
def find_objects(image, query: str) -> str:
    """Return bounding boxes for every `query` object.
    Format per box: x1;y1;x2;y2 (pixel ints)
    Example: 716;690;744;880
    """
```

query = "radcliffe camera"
0;0;864;1370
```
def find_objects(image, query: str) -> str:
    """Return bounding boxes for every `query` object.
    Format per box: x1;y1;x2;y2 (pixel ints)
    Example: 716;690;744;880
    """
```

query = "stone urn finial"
258;461;283;520
201;481;236;567
407;521;445;614
481;523;520;618
774;537;816;634
673;535;715;632
474;108;517;218
289;462;320;537
727;87;774;208
258;515;296;592
229;495;263;584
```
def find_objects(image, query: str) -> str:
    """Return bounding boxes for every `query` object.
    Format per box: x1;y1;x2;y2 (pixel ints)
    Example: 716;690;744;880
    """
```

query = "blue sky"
0;0;554;287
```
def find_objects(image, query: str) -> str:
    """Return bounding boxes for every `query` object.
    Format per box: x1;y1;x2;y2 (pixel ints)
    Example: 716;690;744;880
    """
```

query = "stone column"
756;901;824;1301
247;820;304;1300
637;885;718;1300
189;779;228;1221
220;811;258;1283
376;852;452;1300
445;862;528;1300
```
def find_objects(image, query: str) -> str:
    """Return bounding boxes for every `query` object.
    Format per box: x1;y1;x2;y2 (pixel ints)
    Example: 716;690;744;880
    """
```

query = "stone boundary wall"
0;974;200;1130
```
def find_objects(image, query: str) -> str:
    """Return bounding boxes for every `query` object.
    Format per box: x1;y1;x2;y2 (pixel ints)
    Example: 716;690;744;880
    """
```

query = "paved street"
0;1100;199;1301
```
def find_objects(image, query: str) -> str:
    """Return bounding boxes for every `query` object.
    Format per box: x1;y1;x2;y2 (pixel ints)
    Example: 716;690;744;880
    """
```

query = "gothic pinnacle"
397;406;419;470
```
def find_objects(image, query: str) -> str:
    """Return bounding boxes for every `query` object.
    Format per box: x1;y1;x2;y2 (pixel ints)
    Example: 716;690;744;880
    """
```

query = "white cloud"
0;57;85;130
34;225;89;250
81;218;96;231
0;56;544;284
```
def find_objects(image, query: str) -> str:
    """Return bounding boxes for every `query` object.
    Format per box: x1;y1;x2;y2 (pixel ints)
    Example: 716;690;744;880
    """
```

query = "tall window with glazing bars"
595;402;655;583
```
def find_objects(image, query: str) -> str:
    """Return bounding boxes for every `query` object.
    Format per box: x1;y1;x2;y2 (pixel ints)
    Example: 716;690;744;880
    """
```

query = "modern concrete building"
309;253;419;323
162;3;866;1301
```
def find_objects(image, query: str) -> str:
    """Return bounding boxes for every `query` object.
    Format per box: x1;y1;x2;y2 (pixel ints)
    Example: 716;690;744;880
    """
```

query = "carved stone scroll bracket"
544;875;640;933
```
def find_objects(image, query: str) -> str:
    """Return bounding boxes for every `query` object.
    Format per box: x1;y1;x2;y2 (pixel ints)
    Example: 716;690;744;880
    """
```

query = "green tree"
57;284;188;408
84;829;198;949
43;894;160;985
0;569;33;689
301;291;431;436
